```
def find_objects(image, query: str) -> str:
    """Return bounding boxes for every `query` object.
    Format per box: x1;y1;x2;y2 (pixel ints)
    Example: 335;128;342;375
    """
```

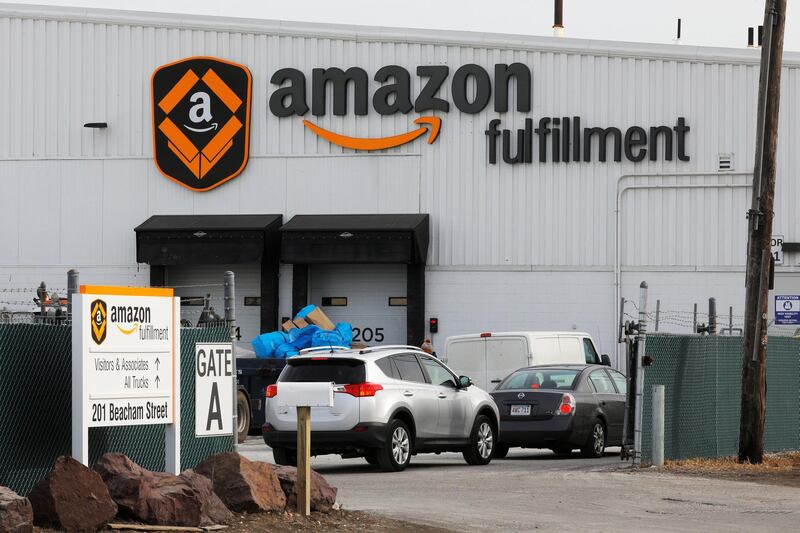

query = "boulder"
93;453;231;527
272;466;337;513
180;469;233;525
27;456;117;531
195;453;286;512
0;486;33;533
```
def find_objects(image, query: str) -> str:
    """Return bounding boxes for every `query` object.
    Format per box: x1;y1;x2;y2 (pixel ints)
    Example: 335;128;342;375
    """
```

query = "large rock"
93;453;231;527
272;465;338;513
180;469;234;525
0;486;33;533
195;453;286;512
27;456;117;531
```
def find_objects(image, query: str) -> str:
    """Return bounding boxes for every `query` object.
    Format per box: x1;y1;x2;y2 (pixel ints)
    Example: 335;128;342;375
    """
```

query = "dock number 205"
352;327;384;343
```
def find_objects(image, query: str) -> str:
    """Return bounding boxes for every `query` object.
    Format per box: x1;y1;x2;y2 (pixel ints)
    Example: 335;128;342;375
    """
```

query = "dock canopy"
280;214;429;264
135;214;282;265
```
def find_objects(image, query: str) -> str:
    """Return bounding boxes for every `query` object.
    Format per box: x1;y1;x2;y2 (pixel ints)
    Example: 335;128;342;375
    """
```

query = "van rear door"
557;336;585;364
444;338;487;390
485;336;528;391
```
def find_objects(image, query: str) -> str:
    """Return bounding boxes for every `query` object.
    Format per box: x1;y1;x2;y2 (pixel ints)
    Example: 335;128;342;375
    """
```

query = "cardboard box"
306;307;335;331
294;317;309;328
281;319;297;332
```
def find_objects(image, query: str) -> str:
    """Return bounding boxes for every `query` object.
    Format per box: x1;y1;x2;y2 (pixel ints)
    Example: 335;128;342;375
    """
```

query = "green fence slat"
642;334;800;463
0;324;233;495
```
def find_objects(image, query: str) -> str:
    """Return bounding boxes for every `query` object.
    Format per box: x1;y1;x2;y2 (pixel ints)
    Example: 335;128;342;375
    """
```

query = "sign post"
72;286;180;473
277;382;334;516
195;342;234;437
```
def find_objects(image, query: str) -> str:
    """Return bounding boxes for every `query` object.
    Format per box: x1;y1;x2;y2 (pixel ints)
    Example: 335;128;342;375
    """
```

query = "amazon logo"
269;64;531;151
90;299;107;345
152;57;252;191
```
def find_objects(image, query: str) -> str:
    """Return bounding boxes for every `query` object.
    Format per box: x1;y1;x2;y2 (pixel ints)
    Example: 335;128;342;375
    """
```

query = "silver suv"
263;346;499;471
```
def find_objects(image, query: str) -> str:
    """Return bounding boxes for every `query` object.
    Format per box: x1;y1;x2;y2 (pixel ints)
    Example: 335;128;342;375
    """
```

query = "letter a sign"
152;57;252;192
195;342;234;437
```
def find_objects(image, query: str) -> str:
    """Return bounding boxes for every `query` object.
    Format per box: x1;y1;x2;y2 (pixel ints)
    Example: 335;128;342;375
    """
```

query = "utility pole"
739;0;786;464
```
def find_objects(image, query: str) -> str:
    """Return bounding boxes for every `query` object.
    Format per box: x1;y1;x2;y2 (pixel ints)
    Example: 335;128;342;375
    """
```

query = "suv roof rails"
298;346;351;355
358;345;425;355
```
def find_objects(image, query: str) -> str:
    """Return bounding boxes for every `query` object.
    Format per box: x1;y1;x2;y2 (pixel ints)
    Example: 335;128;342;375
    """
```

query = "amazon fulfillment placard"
195;342;234;437
72;285;181;472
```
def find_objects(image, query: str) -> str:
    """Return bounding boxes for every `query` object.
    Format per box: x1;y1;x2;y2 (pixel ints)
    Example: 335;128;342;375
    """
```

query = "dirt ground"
32;510;455;533
653;451;800;488
224;509;454;533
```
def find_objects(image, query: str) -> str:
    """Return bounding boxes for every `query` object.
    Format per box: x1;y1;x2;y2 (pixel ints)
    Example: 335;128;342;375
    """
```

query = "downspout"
614;171;753;366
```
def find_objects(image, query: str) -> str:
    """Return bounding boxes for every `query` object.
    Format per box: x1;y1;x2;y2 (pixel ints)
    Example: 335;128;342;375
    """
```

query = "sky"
7;0;800;52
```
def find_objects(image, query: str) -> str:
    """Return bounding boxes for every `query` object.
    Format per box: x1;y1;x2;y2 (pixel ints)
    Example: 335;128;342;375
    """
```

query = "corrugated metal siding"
1;8;799;269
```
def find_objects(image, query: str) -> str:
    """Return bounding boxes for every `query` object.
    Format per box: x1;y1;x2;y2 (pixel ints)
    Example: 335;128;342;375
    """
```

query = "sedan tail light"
266;384;277;398
340;382;384;397
556;393;576;415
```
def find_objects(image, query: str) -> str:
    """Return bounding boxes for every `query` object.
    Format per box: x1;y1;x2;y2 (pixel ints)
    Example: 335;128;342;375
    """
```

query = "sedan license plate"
510;405;531;416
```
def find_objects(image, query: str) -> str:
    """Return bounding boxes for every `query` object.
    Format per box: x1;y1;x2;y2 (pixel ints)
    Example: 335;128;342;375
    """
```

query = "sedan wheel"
581;420;606;458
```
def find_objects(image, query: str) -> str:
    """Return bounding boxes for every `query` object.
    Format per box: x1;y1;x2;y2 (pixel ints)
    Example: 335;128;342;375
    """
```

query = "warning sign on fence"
775;295;800;325
195;342;234;437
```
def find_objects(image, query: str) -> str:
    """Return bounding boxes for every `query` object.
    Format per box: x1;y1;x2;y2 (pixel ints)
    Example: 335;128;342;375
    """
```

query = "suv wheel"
272;446;297;466
580;420;606;458
463;415;494;465
377;419;412;472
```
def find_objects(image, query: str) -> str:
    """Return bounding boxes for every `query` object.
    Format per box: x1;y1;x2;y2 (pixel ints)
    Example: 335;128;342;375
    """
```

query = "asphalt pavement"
240;437;800;532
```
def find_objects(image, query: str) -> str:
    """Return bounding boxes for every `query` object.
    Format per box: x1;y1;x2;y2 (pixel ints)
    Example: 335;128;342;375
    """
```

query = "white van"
443;331;608;391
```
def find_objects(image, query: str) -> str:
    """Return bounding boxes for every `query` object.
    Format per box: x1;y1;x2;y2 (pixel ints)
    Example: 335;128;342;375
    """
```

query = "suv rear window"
281;358;366;384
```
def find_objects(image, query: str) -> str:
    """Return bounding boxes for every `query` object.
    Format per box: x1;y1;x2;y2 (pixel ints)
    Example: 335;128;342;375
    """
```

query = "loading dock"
280;214;429;346
135;215;282;342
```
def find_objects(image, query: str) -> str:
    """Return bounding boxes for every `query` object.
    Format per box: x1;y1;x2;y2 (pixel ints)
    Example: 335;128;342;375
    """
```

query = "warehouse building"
2;5;800;363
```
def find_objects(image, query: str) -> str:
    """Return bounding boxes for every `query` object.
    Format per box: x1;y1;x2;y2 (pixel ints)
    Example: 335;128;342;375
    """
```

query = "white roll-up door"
309;264;406;345
166;264;262;343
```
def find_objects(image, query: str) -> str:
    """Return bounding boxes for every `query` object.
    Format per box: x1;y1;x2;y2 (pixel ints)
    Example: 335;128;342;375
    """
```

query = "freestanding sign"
72;286;181;472
195;342;234;437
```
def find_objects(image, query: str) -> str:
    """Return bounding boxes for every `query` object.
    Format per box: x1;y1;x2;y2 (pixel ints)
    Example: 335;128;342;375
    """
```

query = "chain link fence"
641;334;800;462
0;323;233;495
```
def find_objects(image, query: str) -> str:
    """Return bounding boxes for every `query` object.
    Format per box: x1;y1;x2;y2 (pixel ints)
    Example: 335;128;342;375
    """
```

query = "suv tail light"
556;393;575;415
266;384;277;398
340;382;384;397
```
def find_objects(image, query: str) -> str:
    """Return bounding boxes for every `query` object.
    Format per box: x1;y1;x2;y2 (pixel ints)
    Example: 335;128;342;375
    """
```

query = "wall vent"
718;154;734;171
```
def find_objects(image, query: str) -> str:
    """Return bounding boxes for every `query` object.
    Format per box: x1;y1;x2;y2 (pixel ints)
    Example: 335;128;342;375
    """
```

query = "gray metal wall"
2;5;799;353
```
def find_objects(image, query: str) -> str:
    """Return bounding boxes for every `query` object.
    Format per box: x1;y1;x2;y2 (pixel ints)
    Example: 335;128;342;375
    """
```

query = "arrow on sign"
155;375;161;388
155;357;160;371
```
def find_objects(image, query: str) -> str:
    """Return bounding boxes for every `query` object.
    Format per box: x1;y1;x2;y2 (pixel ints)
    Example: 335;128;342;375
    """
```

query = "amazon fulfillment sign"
72;285;182;472
195;342;234;437
151;57;691;192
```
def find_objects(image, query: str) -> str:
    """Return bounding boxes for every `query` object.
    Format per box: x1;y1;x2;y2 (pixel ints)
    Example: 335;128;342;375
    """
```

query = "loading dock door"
309;264;406;345
167;264;263;343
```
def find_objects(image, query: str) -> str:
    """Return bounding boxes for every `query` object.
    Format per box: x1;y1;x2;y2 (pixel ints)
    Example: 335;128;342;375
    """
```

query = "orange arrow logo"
303;116;441;151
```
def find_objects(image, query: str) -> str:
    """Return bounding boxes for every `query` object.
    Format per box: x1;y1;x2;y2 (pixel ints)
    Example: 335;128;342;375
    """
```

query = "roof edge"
0;3;791;66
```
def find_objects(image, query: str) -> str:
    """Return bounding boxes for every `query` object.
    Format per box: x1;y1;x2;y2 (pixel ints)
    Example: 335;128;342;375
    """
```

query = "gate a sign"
152;57;252;191
195;342;234;437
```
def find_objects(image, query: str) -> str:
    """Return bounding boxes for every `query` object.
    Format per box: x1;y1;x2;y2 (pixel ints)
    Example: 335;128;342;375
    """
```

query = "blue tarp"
251;305;354;358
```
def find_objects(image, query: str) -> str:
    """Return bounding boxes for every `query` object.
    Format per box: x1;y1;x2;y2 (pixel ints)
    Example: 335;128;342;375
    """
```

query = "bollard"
652;385;665;466
708;297;717;336
224;271;238;451
67;270;79;321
